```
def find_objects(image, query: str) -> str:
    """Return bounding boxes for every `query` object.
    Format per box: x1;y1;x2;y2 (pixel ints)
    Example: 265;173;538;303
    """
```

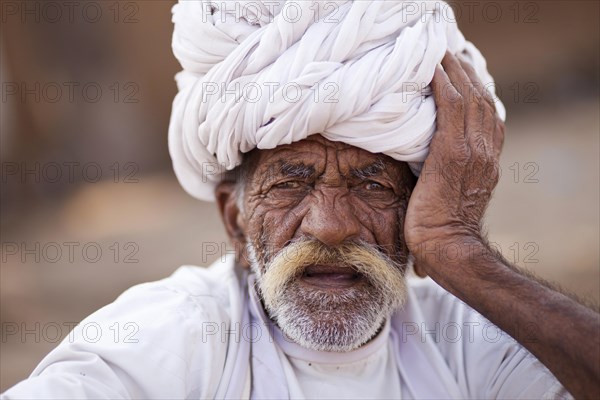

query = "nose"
300;188;361;246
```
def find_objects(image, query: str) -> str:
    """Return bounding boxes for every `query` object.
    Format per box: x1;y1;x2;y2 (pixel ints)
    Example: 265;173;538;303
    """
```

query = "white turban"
169;0;506;201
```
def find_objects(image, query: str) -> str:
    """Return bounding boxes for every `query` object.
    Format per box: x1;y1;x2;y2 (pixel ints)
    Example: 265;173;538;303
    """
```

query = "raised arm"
405;52;600;399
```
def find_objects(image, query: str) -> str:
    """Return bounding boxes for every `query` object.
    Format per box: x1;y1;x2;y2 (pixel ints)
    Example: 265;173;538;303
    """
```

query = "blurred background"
1;0;598;391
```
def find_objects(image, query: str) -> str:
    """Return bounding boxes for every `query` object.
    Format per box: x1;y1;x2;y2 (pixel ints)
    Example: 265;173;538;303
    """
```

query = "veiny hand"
404;52;505;275
403;54;600;400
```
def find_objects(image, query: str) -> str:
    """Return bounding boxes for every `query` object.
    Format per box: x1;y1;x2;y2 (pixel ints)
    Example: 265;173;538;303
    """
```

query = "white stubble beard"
246;240;408;352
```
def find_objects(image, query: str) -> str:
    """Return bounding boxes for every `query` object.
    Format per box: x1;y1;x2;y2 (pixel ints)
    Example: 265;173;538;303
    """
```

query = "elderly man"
3;1;599;399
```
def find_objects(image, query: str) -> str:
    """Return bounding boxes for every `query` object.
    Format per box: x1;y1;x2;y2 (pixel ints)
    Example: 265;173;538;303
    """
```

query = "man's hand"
404;52;599;399
405;51;505;274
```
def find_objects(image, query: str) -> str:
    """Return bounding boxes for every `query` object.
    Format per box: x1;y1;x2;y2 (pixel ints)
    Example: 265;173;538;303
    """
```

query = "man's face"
237;135;416;351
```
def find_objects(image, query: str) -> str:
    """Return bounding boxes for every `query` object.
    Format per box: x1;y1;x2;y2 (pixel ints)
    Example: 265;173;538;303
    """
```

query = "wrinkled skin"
239;135;415;270
216;53;600;398
218;53;506;277
405;52;505;273
226;135;416;351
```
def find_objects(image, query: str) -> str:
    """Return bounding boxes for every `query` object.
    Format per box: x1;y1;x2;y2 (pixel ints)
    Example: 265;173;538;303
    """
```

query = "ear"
215;182;250;270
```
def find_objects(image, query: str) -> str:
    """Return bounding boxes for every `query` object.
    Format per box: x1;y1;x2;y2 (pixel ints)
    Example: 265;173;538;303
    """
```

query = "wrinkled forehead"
247;134;411;181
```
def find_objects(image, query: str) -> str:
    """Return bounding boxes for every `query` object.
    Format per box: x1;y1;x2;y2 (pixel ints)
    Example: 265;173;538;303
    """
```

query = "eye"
364;181;386;191
274;180;302;189
351;179;398;205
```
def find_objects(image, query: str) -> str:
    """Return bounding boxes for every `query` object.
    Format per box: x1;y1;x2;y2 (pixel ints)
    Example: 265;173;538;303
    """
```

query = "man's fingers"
460;57;505;161
492;119;506;160
431;63;465;140
431;61;459;105
441;52;472;99
441;52;496;160
456;54;504;161
457;54;497;110
442;53;486;125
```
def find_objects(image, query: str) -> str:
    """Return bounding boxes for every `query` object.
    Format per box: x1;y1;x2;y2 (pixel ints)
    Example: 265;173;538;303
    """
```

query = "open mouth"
301;264;364;289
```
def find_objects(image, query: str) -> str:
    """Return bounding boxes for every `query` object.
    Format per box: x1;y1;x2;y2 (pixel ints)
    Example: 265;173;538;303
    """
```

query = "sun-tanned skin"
216;53;600;398
241;136;414;279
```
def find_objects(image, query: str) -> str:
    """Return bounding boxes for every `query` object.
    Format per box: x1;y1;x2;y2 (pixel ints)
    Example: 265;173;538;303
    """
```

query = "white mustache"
256;240;406;310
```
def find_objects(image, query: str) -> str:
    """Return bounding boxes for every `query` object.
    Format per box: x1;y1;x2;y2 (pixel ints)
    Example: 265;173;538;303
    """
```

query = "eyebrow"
278;161;315;179
265;158;386;182
350;159;386;180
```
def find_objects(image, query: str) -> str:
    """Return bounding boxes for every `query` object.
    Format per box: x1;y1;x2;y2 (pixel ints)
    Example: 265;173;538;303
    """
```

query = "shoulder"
91;261;242;339
403;277;571;399
16;259;245;399
406;276;482;333
115;261;241;316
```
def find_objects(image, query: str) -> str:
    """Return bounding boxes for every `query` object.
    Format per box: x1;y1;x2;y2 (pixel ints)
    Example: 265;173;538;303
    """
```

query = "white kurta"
2;256;571;399
248;278;403;399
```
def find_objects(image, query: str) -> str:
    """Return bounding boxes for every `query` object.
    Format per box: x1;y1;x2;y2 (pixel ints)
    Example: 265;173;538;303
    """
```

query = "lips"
301;264;364;289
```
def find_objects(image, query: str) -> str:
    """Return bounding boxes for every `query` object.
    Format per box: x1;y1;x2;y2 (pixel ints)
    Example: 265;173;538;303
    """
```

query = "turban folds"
169;0;506;201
